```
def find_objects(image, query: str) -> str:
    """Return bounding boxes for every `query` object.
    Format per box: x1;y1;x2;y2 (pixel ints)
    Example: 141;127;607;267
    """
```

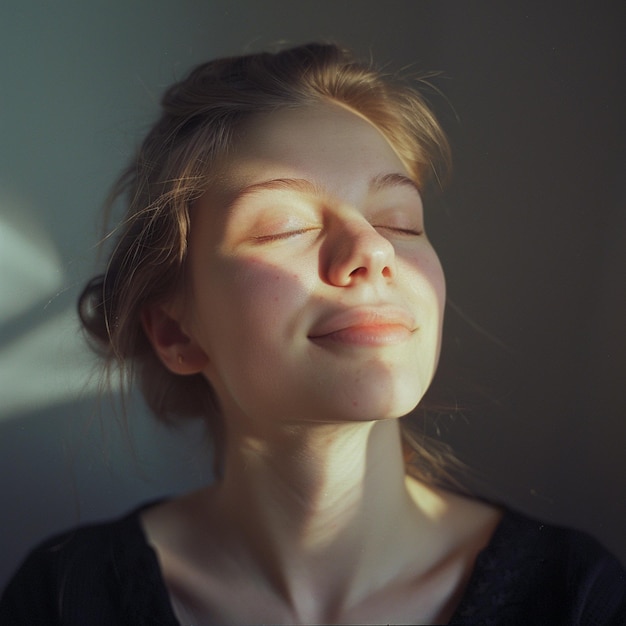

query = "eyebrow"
370;173;421;195
230;173;421;204
232;177;321;201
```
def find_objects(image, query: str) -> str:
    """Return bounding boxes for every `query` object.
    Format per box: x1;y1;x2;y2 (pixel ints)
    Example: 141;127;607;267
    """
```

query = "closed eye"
373;225;424;236
252;227;319;243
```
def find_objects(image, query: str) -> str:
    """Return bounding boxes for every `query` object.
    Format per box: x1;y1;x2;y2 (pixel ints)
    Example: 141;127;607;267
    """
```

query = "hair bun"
78;274;111;345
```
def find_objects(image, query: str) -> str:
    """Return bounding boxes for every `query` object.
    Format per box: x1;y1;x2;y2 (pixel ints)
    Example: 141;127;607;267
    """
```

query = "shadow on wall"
0;204;213;589
0;203;100;417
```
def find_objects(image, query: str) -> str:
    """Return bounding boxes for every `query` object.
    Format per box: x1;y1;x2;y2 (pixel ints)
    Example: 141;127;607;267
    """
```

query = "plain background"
1;1;625;590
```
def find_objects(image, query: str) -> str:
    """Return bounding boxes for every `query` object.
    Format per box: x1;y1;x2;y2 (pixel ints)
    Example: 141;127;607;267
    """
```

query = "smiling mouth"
308;306;417;347
310;324;414;346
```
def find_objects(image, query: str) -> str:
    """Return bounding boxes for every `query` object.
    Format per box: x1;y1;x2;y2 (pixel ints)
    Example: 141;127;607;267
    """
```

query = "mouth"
308;306;417;347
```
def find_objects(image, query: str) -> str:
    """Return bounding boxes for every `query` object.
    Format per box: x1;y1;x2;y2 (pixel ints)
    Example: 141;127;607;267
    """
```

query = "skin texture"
142;102;501;625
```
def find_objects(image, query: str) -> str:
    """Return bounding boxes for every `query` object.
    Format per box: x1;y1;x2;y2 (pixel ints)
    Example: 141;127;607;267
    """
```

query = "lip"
308;305;417;346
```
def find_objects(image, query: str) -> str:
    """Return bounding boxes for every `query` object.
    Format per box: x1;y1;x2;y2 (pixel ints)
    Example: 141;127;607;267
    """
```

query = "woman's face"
180;102;446;430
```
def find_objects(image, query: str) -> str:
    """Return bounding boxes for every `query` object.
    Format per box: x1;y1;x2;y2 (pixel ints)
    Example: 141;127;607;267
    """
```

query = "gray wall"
1;1;625;589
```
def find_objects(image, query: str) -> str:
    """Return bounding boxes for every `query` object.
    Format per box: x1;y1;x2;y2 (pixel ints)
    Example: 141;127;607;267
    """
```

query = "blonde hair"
80;42;457;481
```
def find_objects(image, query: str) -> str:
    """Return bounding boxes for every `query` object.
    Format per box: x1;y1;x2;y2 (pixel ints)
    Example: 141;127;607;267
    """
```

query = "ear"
141;304;209;375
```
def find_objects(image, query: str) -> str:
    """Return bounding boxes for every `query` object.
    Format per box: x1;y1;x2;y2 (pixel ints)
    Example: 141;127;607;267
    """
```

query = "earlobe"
141;305;209;375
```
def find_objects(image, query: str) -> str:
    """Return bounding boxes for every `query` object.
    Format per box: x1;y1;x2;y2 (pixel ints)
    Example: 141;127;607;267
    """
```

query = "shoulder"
452;508;626;625
0;503;177;626
496;510;625;585
522;513;626;623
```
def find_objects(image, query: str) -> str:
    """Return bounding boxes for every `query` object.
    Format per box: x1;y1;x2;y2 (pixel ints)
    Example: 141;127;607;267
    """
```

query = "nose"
322;218;396;287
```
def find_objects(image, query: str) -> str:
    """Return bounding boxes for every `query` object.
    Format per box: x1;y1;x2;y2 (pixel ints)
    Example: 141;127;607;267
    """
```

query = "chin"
330;384;426;423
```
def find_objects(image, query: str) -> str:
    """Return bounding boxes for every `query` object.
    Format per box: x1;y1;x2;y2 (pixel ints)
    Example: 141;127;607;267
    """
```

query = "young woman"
2;43;625;625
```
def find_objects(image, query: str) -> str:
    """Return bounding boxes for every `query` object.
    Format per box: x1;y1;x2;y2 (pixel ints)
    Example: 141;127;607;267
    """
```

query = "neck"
210;418;448;616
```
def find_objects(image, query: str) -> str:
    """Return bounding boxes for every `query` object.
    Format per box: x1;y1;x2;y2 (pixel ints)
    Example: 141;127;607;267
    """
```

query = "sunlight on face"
182;102;446;430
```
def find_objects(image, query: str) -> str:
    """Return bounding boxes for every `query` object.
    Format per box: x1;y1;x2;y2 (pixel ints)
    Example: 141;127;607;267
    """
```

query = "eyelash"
253;228;317;242
374;226;423;236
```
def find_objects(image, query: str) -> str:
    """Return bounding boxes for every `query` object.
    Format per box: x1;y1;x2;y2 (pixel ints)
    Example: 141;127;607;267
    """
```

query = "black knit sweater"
2;504;625;625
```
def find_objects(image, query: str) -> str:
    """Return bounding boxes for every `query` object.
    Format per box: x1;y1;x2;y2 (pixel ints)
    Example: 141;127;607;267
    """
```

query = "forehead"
215;102;412;199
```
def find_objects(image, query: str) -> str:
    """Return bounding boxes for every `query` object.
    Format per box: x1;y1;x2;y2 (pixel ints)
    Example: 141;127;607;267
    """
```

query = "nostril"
323;221;398;286
349;266;368;278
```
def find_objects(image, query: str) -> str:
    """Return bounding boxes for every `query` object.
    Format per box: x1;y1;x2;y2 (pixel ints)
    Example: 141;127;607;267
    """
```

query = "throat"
207;419;433;612
221;419;411;543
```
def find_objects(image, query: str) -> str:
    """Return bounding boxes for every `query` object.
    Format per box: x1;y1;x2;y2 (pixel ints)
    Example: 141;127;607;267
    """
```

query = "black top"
1;504;625;625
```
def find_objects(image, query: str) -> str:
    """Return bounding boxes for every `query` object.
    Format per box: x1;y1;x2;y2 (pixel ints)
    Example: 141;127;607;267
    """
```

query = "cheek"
422;251;446;368
402;247;446;369
190;254;309;363
231;255;310;319
428;252;446;315
404;246;446;312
